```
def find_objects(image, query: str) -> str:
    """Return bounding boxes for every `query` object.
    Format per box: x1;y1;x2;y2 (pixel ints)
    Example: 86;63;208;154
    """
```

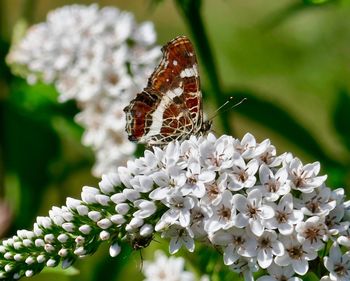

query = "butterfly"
124;36;211;146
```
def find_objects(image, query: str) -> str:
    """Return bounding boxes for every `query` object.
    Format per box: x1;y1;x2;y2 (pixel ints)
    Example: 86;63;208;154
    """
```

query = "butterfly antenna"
208;96;233;120
230;97;247;109
209;97;247;121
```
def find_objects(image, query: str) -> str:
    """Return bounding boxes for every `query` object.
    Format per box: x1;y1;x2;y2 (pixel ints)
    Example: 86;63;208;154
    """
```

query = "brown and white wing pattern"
124;36;204;146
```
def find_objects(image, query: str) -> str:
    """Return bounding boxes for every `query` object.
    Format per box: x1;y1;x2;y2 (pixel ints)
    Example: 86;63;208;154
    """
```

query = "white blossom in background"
7;4;161;176
0;133;349;281
142;250;196;281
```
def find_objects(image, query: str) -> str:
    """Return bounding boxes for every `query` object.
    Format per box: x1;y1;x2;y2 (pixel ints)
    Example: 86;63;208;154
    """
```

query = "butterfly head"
200;120;212;135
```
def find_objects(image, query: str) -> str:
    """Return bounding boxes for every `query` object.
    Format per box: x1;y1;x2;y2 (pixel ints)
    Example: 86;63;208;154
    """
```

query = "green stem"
174;0;233;135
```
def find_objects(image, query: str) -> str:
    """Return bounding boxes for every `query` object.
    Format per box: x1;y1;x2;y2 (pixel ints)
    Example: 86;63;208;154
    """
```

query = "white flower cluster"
7;4;161;176
0;133;349;281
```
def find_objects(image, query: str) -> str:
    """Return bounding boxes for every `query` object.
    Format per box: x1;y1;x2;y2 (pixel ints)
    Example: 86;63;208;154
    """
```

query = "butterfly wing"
124;36;203;146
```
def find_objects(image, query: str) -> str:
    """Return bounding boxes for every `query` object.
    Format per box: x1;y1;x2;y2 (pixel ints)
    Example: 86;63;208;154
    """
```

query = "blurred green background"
0;0;350;280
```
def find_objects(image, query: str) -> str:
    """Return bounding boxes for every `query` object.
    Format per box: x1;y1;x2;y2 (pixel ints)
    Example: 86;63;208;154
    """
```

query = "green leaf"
303;0;337;4
10;79;58;109
42;265;80;276
1;98;61;229
333;88;350;153
0;77;72;229
89;242;132;281
9;78;79;119
303;271;320;281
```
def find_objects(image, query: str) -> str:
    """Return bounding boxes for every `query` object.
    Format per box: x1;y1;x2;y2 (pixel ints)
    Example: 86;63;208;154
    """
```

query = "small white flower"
57;234;68;243
81;186;100;204
129;175;154;193
37;255;46;263
110;193;126;204
255;230;284;269
204;190;236;232
99;231;110;241
200;174;227;206
150;169;187;200
161;224;195;254
61;222;75;232
122;188;140;202
58;249;68;257
109;243;121;257
233;133;270;160
163;141;182;167
76;205;89;216
189;203;210;238
110;214;126;225
97;218;112;229
126;217;144;231
25;270;34;277
209;227;257;265
178;139;200;168
295;216;327;250
199;135;235;171
257;145;287;168
133;200;157;219
158;195;195;228
99;173;119;194
296;186;336;216
95;194;110;206
129;150;160;175
324;243;350;281
234;189;274;236
46;259;57;267
66;197;82;209
181;161;215;198
88;211;102;222
256;164;290;201
288;158;327;193
265;194;303;236
139;224;154;237
227;158;259;191
4;264;12;272
326;203;349;236
79;225;92;234
229;257;258;281
275;234;317;275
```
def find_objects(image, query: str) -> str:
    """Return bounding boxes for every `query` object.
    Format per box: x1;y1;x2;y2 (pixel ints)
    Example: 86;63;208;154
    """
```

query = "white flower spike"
0;133;348;281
